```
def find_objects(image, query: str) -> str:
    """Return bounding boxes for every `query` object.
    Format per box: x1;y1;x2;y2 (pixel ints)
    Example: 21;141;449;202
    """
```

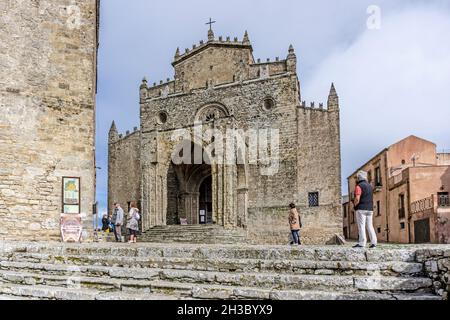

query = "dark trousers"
291;230;301;244
113;224;122;242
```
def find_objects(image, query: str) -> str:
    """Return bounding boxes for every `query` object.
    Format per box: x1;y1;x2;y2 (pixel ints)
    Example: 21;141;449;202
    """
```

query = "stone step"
0;264;433;293
140;233;247;244
141;233;246;238
3;253;424;276
0;294;37;300
0;283;184;300
0;277;440;301
2;243;420;263
140;225;248;244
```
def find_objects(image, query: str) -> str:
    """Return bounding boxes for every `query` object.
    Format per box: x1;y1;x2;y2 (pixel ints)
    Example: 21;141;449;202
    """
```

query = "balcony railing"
410;196;434;214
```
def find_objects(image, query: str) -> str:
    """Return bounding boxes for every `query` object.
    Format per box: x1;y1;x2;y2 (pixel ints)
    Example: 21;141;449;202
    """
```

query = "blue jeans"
291;230;300;244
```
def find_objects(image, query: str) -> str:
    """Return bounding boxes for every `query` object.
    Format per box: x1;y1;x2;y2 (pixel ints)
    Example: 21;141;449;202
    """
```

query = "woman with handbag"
126;203;140;244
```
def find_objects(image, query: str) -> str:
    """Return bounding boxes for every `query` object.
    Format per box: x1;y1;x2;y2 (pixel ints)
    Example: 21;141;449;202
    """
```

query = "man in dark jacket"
353;171;377;249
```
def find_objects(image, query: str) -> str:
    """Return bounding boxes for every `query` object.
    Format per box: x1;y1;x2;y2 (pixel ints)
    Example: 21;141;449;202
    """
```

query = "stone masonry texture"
0;0;99;240
109;31;342;244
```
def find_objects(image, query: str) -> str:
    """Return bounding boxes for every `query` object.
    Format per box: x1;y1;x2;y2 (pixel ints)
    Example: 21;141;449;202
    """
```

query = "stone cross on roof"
206;18;216;31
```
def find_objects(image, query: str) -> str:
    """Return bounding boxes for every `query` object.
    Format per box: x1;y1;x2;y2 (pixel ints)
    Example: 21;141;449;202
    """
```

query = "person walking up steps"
353;171;377;249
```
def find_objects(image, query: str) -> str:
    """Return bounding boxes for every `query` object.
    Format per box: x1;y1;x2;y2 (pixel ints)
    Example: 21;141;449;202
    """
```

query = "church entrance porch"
141;127;249;232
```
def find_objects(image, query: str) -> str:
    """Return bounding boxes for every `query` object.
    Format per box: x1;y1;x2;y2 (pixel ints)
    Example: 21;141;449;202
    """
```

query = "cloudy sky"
96;0;450;215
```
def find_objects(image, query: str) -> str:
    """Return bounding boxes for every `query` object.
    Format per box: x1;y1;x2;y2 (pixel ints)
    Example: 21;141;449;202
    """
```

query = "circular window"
157;112;168;124
262;97;275;111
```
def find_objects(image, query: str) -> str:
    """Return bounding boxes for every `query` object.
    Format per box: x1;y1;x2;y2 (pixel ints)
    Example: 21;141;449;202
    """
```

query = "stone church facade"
109;29;342;244
0;0;99;240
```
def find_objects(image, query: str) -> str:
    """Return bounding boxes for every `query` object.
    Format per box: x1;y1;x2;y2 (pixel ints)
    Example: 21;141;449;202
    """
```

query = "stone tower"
0;0;100;240
109;29;342;244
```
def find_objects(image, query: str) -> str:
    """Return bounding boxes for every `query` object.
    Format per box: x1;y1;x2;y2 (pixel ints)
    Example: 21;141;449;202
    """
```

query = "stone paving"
0;242;448;300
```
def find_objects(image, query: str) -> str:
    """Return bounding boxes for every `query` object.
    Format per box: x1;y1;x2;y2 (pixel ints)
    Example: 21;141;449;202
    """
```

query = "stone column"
223;164;237;228
237;188;249;228
215;165;225;226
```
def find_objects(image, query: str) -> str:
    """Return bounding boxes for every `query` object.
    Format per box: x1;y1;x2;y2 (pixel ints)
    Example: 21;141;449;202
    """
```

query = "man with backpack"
353;171;377;249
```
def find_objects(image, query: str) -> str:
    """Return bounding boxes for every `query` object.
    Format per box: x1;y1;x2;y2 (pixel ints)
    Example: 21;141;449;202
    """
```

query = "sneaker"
369;244;377;249
352;244;364;249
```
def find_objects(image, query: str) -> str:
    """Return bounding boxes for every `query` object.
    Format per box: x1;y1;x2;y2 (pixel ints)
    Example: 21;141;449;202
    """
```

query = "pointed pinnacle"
329;82;337;96
243;30;250;44
109;121;117;132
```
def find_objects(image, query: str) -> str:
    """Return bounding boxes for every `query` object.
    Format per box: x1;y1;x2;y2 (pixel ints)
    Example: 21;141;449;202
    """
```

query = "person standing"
126;203;140;244
113;203;124;243
353;171;377;249
288;203;302;246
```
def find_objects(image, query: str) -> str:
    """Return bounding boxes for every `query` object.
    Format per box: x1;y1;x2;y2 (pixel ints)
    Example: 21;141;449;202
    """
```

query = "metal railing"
439;195;450;208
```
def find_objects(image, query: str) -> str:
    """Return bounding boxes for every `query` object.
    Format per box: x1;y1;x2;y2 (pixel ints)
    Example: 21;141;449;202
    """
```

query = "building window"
376;200;381;216
375;167;382;187
367;170;372;184
157;111;168;124
438;192;449;207
343;205;347;218
398;194;406;219
400;222;406;230
262;97;275;111
377;227;382;234
308;192;319;207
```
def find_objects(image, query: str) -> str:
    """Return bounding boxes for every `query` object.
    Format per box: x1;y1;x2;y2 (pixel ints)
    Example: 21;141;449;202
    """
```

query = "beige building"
109;28;342;245
0;1;99;240
346;136;450;244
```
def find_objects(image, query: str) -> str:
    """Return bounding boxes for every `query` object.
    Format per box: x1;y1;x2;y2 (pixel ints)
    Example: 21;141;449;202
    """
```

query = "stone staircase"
140;225;248;244
0;242;447;300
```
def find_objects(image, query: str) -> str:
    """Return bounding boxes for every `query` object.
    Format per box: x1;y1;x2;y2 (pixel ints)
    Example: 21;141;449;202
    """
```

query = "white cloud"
303;5;450;189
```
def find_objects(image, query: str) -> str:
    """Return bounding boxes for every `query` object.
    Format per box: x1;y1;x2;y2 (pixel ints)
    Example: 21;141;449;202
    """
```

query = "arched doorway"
166;141;213;225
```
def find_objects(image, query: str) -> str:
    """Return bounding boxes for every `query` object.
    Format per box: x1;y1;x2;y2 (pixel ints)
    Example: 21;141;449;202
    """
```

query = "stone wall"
108;131;141;214
416;248;450;300
0;0;98;240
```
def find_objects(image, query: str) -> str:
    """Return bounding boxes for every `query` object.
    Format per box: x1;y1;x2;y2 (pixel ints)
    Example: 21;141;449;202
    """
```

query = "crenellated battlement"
299;84;340;113
109;122;140;145
173;32;252;65
139;29;298;96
